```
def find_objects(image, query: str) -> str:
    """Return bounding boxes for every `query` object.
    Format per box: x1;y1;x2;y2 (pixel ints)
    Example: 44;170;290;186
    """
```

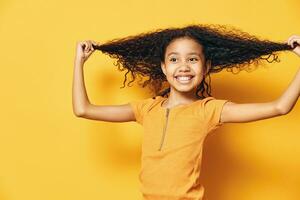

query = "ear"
161;61;167;76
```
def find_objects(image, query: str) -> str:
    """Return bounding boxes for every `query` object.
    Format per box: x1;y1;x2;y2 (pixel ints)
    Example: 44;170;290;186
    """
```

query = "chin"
171;84;197;92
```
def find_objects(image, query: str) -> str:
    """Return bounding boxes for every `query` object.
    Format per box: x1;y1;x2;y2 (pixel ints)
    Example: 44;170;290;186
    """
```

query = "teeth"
176;76;192;80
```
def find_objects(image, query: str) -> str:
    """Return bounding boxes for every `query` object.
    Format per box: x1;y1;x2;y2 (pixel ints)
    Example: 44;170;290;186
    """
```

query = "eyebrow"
167;52;200;57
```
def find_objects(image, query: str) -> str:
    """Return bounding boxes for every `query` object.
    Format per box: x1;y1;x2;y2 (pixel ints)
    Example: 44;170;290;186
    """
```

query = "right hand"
75;40;99;63
287;35;300;57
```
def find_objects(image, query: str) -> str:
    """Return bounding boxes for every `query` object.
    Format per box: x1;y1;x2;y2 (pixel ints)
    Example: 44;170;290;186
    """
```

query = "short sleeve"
129;97;154;125
202;97;229;133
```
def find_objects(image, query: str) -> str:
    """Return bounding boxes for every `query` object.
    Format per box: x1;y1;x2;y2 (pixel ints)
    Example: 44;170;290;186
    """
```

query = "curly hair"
92;23;293;99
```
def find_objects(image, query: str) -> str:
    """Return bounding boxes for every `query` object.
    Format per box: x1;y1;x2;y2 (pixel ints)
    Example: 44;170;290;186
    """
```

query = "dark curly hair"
91;23;293;99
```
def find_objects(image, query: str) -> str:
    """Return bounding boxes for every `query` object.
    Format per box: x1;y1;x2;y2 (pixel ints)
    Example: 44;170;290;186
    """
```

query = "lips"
176;76;193;80
174;76;195;84
174;75;194;80
174;75;194;78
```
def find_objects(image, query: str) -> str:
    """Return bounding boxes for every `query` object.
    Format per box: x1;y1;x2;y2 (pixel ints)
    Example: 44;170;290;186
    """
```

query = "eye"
190;57;198;62
170;57;177;62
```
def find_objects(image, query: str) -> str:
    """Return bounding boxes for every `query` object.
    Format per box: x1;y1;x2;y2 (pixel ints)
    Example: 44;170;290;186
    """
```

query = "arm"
72;41;136;122
220;101;283;123
276;35;300;114
221;35;300;123
72;58;91;116
221;68;300;123
275;67;300;114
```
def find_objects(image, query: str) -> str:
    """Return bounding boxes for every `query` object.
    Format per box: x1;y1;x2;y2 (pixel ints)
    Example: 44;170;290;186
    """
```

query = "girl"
72;24;300;200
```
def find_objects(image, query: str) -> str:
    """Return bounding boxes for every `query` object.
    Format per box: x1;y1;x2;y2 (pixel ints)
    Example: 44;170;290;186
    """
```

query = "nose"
178;64;191;73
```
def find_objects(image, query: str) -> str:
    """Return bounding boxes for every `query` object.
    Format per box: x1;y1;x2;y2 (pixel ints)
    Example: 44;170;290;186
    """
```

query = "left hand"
287;35;300;57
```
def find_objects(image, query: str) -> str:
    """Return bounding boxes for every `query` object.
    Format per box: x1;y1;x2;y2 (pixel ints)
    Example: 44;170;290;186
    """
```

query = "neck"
164;88;199;107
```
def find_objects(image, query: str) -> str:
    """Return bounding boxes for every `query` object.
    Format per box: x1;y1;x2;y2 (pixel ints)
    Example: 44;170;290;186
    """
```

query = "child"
72;24;300;200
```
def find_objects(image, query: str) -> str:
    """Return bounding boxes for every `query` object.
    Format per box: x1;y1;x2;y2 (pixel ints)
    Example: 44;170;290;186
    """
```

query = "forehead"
166;37;203;56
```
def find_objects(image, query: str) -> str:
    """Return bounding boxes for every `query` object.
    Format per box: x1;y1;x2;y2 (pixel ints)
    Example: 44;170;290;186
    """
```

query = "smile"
174;76;194;84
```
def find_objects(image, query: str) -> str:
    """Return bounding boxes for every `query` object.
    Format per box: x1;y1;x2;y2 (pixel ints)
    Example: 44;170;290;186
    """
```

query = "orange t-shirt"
129;95;229;200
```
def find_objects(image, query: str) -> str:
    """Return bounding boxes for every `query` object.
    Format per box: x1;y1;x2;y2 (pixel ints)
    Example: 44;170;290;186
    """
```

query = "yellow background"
1;0;300;199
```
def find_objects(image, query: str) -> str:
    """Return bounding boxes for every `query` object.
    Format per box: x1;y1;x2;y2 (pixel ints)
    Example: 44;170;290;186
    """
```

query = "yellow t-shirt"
129;95;229;200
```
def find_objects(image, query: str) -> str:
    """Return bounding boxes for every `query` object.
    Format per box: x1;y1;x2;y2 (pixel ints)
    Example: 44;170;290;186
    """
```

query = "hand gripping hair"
91;24;293;98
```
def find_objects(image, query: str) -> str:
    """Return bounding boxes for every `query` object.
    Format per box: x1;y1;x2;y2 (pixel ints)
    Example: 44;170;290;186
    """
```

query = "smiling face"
161;36;209;98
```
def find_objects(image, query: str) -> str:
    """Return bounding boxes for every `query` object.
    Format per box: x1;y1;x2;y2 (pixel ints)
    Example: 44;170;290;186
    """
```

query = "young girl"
72;24;300;200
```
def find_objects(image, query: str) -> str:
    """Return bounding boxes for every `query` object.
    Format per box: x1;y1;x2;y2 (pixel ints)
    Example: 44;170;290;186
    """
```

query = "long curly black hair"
92;23;293;99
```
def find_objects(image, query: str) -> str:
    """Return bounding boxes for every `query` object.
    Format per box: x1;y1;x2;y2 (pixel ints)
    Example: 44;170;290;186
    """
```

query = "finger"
83;41;89;51
86;41;90;52
290;38;296;48
90;41;95;49
287;36;292;45
287;36;293;46
88;40;93;50
87;40;92;50
79;41;85;48
91;40;99;47
91;41;95;50
291;38;300;48
86;40;92;50
89;41;93;50
288;35;298;46
287;35;295;45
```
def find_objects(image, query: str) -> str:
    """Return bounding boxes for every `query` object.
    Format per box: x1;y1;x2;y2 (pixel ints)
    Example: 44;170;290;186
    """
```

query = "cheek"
164;68;175;77
194;73;204;84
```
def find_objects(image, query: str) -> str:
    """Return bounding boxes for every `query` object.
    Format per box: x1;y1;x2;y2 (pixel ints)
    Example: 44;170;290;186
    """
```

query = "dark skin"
73;35;300;124
160;35;300;124
160;36;210;108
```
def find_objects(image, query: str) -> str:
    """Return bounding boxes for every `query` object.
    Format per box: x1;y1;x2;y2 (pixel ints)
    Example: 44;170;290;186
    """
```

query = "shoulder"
198;96;231;114
129;96;161;110
128;96;162;125
199;96;229;105
197;96;232;131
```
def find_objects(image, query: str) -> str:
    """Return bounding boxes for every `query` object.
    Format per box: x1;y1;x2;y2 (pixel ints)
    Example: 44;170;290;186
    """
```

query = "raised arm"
221;35;300;123
72;40;135;122
72;58;89;116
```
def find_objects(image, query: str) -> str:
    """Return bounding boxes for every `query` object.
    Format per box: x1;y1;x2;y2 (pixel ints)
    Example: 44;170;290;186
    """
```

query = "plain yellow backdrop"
0;0;300;200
